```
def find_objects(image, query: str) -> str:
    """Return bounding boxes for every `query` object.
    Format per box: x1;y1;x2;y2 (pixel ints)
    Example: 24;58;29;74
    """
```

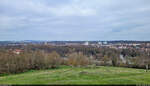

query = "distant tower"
44;42;48;45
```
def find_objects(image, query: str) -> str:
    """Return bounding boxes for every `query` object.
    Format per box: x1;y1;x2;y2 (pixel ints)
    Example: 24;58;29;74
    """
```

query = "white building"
103;41;108;45
84;41;89;45
98;42;102;45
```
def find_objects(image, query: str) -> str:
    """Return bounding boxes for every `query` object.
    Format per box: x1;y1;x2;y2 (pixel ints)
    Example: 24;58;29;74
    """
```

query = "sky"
0;0;150;41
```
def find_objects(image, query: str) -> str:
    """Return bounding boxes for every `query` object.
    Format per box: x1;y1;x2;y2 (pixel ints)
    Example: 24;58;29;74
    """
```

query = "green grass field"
0;66;150;85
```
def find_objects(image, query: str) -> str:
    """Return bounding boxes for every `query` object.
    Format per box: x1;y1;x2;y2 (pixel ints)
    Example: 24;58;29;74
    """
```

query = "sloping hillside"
0;66;150;85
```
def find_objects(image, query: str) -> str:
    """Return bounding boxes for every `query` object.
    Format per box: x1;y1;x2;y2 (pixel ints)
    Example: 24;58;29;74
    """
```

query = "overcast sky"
0;0;150;41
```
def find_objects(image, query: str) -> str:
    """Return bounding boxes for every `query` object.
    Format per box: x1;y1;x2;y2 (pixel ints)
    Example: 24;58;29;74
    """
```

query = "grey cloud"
0;0;150;41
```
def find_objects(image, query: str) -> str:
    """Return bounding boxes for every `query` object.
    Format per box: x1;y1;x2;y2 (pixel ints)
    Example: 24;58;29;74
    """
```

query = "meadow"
0;66;150;85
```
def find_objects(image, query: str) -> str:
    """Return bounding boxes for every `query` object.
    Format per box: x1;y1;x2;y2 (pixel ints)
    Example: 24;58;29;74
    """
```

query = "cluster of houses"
12;49;23;55
40;41;150;51
81;42;150;51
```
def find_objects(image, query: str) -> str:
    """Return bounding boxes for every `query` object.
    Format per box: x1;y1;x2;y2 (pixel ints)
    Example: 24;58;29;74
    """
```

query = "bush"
45;51;61;68
67;52;90;67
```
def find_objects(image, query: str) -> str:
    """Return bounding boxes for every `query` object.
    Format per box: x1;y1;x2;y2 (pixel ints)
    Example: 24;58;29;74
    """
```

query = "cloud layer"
0;0;150;41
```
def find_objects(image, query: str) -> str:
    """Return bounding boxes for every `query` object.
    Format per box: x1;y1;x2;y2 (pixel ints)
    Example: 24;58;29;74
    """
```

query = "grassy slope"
0;66;150;85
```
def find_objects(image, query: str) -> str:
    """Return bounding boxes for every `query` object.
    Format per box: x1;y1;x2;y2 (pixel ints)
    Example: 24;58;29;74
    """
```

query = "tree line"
0;45;150;74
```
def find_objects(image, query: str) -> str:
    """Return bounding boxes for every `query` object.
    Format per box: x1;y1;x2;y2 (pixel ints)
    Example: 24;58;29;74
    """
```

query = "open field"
0;66;150;85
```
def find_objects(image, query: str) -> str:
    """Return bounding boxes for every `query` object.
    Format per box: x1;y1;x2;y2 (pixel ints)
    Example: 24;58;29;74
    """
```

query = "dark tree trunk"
146;64;148;72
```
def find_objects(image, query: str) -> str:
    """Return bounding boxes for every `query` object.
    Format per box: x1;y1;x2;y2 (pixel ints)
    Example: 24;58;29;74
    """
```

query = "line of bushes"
0;50;92;74
0;49;150;75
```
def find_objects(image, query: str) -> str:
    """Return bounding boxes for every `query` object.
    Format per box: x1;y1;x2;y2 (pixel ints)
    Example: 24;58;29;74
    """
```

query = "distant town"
0;40;150;51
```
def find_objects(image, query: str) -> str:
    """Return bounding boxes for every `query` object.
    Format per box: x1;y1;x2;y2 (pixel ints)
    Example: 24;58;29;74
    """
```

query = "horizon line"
0;40;150;42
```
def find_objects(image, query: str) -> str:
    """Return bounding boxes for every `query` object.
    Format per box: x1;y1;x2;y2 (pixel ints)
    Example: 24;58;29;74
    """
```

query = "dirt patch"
79;71;89;74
